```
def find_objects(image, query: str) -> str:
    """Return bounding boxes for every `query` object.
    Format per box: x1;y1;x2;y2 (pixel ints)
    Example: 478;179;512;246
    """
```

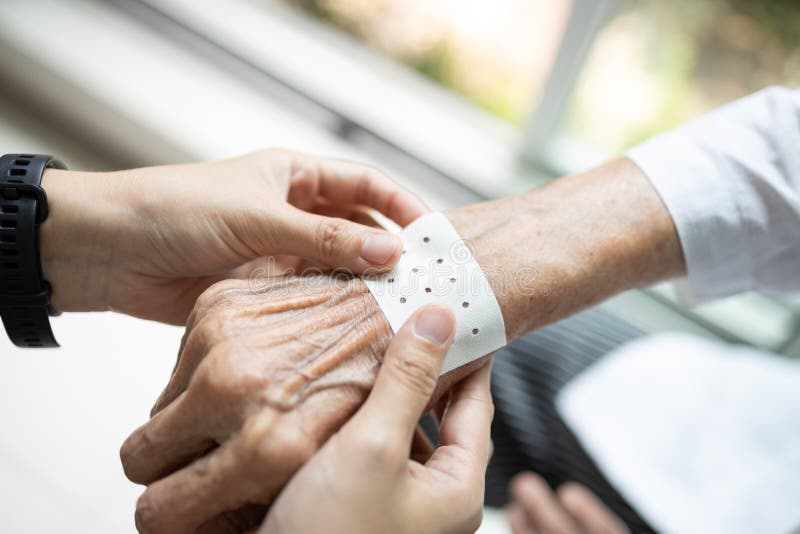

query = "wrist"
39;169;127;312
446;158;684;339
445;193;552;338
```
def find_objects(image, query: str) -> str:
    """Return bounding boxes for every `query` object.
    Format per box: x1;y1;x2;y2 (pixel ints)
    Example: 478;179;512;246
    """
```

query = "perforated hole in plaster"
361;212;506;375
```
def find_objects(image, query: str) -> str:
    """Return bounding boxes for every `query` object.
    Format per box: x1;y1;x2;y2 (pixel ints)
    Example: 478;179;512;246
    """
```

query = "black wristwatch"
0;154;66;348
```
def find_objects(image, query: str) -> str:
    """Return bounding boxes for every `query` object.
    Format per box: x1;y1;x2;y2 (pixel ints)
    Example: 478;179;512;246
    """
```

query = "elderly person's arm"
122;87;800;533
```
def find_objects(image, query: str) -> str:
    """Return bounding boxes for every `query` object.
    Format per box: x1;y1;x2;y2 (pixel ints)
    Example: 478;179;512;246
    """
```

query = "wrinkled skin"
121;274;485;533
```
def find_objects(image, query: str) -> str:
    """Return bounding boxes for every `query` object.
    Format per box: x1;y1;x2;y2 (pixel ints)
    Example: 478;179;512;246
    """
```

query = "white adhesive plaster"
362;212;506;375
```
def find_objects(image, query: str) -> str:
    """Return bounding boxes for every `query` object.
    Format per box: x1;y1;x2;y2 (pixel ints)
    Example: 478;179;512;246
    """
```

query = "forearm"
446;157;685;339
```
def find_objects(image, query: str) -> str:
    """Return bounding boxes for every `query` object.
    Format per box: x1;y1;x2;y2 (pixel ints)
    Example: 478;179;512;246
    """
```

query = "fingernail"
414;306;454;345
360;232;401;265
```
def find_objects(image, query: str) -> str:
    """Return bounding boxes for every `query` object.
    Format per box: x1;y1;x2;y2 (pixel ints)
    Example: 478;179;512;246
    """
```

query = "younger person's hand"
260;303;493;534
40;149;426;324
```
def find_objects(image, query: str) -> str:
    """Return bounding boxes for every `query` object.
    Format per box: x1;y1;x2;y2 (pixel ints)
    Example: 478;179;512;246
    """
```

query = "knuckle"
315;219;349;259
276;430;315;467
196;309;227;336
134;491;161;533
179;312;229;367
119;446;138;482
119;440;138;481
187;339;270;409
194;279;244;313
191;301;246;349
119;431;151;484
190;356;230;400
353;172;373;205
239;417;315;473
386;352;438;397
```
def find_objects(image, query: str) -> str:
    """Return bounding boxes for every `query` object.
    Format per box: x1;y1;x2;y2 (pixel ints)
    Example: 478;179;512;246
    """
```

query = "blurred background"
0;0;798;532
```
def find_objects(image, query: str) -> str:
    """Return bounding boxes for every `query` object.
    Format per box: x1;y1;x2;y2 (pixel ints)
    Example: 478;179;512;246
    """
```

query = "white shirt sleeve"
626;86;800;301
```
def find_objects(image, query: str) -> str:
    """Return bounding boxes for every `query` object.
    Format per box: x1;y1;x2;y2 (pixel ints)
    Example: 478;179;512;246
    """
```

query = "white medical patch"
362;212;506;375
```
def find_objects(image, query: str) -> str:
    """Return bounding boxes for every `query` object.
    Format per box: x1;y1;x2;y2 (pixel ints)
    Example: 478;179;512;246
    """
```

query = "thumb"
352;304;455;447
272;207;403;273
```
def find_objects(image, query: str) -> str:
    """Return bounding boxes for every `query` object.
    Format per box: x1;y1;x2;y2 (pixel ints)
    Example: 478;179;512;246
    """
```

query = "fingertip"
411;303;456;346
381;304;455;387
359;231;402;268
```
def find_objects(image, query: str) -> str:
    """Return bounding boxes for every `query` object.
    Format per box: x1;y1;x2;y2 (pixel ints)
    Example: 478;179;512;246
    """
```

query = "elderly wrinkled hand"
120;274;489;533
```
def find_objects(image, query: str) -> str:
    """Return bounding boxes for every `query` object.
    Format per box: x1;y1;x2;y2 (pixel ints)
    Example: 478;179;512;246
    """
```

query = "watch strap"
0;154;65;348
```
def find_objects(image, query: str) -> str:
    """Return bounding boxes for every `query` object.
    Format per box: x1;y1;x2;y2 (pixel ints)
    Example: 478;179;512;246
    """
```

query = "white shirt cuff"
627;134;752;302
